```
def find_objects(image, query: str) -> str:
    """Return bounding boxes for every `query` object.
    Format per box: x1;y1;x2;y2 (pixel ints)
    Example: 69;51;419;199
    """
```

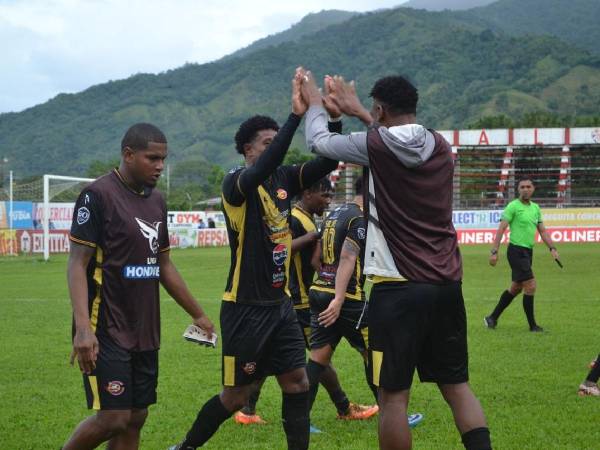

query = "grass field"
1;243;599;449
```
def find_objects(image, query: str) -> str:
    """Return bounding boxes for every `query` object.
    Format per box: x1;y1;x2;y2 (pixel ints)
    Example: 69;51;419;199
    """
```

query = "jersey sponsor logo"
106;380;125;396
272;269;285;287
272;243;288;266
123;265;160;279
135;217;162;254
242;362;257;375
276;188;288;200
76;207;90;225
357;228;366;240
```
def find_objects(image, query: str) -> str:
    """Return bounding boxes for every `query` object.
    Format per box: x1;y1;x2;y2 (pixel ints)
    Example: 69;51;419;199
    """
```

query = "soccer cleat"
408;413;424;428
529;325;544;332
484;316;497;329
310;423;323;433
578;383;600;397
234;411;267;425
337;402;379;420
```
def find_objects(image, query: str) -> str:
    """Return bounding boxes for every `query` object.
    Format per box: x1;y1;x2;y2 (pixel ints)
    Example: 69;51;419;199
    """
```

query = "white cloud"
0;0;405;113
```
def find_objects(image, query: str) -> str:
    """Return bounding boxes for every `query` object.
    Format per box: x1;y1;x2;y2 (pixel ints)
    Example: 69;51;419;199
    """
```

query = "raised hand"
292;67;308;116
322;75;342;119
298;67;323;106
327;75;373;125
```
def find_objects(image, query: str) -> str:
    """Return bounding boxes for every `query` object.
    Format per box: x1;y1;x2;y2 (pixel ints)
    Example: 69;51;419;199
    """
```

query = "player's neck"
296;201;311;215
519;197;531;205
117;166;144;193
353;195;364;210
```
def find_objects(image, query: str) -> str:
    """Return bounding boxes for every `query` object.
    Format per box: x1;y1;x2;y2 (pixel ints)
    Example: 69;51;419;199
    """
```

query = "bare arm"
67;242;98;374
291;232;319;254
318;239;359;327
537;222;559;260
159;251;215;336
489;220;510;266
311;239;322;272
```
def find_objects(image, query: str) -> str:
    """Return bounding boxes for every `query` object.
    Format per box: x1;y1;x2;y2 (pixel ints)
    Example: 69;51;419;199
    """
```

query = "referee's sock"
306;359;326;410
522;294;537;328
461;427;492;450
490;290;515;320
180;395;232;449
282;391;310;450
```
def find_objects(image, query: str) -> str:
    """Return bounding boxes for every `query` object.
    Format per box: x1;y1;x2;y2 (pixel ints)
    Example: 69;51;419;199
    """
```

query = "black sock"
306;359;326;410
490;290;515;320
327;388;350;415
180;395;232;449
522;294;536;328
461;427;492;450
282;391;309;450
363;360;379;404
587;354;600;383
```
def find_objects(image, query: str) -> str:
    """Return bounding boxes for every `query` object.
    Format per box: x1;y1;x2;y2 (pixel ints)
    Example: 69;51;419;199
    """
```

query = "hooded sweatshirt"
305;105;462;283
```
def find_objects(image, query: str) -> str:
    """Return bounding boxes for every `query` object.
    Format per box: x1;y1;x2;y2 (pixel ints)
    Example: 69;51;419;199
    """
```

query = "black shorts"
507;243;534;282
368;281;468;391
294;306;312;350
220;298;306;387
308;289;369;353
83;332;158;410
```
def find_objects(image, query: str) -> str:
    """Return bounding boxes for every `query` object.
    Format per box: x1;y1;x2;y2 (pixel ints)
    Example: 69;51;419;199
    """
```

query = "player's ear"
122;146;135;163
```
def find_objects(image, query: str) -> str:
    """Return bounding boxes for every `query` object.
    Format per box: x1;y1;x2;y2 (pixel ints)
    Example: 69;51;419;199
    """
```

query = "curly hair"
234;115;280;155
369;76;418;115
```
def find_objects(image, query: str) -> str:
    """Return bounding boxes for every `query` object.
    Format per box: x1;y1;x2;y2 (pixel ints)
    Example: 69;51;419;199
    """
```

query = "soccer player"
301;70;492;450
63;123;215;450
578;355;600;396
306;176;379;421
485;178;560;332
170;70;338;450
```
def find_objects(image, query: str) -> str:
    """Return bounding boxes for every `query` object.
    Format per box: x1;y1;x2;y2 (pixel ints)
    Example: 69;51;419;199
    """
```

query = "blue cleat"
408;413;424;428
310;423;322;433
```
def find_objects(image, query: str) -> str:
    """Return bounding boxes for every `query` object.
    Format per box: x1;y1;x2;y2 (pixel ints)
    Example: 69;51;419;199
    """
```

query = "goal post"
43;174;95;261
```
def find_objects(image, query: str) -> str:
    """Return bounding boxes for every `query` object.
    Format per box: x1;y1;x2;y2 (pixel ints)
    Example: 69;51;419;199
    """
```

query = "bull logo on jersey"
276;188;288;200
135;217;161;254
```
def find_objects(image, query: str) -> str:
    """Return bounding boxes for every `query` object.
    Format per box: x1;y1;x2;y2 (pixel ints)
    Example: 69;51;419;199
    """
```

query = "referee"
486;178;560;332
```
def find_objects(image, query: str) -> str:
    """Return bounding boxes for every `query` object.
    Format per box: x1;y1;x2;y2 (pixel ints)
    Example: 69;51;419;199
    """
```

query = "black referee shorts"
368;281;468;391
308;289;369;353
507;243;534;282
220;298;306;387
83;332;158;410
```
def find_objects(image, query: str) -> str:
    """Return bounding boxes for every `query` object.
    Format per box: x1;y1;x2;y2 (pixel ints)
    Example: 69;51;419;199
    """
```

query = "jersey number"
322;224;336;265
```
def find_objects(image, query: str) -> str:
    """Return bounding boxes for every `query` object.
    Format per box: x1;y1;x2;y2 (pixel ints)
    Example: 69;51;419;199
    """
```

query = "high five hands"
294;66;373;125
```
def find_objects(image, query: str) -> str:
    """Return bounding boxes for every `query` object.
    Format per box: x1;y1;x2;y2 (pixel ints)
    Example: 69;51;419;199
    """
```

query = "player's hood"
378;124;435;168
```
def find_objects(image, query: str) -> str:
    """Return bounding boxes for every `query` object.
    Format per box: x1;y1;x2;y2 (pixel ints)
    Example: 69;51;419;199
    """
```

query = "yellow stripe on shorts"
88;375;101;410
371;350;383;387
223;356;236;386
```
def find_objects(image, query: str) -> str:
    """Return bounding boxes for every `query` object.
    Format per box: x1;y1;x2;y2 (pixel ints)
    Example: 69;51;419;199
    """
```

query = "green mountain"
403;0;497;10
224;10;359;60
458;0;600;55
1;3;599;178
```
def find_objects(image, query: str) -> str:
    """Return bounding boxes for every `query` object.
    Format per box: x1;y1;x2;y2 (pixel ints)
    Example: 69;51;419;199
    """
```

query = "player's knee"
509;283;522;295
96;410;132;434
128;408;148;430
378;388;408;410
278;367;309;393
439;382;470;404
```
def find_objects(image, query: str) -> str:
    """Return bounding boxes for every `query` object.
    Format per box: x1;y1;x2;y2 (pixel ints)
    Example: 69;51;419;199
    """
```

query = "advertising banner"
457;227;600;245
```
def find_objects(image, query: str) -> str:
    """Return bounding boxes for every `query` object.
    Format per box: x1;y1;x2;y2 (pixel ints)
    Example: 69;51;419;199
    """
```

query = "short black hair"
234;115;279;155
354;175;363;194
307;177;333;194
121;123;167;152
517;177;535;187
369;76;418;115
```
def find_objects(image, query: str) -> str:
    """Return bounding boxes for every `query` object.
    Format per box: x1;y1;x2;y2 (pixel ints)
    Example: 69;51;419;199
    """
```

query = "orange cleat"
337;402;379;420
234;411;267;425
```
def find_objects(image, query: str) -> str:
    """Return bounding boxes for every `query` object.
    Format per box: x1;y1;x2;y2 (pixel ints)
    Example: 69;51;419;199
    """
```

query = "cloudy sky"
0;0;406;113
